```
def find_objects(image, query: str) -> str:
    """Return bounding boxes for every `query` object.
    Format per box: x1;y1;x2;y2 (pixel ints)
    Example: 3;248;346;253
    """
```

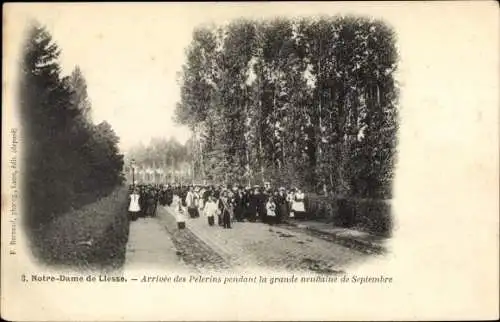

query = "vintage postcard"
2;2;498;321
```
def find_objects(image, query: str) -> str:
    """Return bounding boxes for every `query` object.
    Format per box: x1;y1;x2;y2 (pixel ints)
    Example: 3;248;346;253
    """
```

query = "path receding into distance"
123;205;375;274
124;216;188;271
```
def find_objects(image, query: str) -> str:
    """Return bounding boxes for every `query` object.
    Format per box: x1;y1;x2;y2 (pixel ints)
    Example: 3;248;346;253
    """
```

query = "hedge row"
305;194;393;238
30;186;130;271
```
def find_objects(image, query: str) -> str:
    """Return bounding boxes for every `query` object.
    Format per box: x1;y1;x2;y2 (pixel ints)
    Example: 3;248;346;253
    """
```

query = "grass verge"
306;194;392;238
29;185;130;272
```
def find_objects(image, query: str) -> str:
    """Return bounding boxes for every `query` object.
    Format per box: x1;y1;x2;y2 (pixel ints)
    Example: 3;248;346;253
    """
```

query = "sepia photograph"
2;2;498;321
21;11;396;275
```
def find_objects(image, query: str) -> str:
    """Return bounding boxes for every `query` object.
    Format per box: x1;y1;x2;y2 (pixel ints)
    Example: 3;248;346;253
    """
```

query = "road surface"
124;205;374;274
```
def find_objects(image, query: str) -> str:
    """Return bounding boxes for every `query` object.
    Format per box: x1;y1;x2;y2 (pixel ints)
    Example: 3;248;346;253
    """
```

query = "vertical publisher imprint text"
9;128;18;255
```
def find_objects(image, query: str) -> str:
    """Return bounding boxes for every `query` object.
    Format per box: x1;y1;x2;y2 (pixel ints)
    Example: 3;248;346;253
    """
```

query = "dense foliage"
175;16;398;199
20;21;124;229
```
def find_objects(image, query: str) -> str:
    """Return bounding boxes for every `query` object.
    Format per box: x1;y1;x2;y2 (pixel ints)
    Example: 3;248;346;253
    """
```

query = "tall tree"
175;16;399;198
20;21;78;224
20;21;124;229
68;66;92;122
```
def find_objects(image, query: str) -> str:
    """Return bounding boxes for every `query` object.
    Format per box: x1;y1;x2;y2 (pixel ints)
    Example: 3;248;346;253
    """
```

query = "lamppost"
130;158;136;188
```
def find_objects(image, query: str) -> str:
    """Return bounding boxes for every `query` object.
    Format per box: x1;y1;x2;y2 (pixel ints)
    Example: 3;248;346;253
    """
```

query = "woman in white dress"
128;187;141;221
203;195;219;226
174;193;187;229
198;187;206;210
266;196;277;225
291;188;306;220
185;186;200;218
287;189;295;218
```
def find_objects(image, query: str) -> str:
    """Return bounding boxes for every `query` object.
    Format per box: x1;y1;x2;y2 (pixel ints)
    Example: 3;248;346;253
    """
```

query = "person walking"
217;189;223;226
165;184;174;206
287;188;295;218
242;186;252;221
276;187;288;223
139;185;147;218
202;186;211;206
256;187;267;223
249;186;262;222
194;187;201;216
266;195;277;225
218;191;233;229
145;187;155;217
158;184;167;206
233;186;245;222
203;194;219;226
198;186;206;210
185;186;199;218
174;194;186;229
153;186;160;216
291;187;306;220
181;185;188;208
128;187;141;221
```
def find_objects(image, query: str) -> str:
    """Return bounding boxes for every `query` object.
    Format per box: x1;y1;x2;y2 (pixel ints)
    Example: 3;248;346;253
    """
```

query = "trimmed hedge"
29;186;130;271
305;194;392;238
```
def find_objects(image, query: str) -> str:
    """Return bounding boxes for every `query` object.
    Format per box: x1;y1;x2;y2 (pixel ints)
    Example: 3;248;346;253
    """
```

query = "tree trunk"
199;140;205;180
258;72;265;184
273;86;280;170
317;59;323;160
336;87;348;197
259;136;264;183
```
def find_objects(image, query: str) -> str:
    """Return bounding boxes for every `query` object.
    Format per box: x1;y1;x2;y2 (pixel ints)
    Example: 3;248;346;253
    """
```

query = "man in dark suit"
250;186;266;222
233;186;246;222
275;187;288;224
218;190;233;229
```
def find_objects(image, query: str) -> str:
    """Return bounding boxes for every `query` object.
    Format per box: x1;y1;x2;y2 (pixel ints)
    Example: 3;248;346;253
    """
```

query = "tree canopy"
175;16;398;198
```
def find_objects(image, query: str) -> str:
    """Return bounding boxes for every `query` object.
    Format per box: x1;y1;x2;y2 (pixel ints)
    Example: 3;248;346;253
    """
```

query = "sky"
5;2;498;160
39;4;198;151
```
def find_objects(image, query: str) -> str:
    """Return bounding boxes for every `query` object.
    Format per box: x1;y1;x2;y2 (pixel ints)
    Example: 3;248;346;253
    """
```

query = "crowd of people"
127;184;162;219
127;182;308;228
